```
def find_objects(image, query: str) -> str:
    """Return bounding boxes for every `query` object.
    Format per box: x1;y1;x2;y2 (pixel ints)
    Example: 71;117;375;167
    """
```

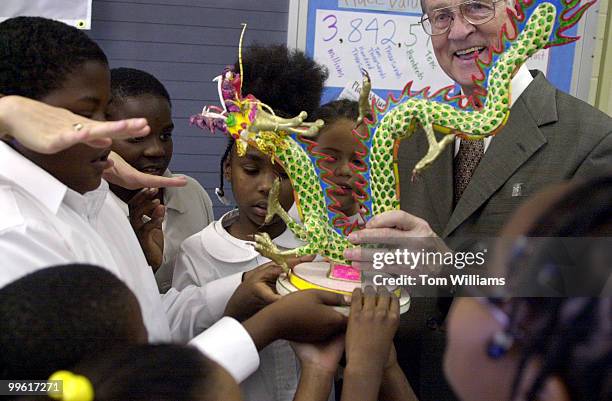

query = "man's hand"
243;289;349;351
344;210;448;274
128;188;165;271
104;152;187;190
224;262;283;321
0;95;150;153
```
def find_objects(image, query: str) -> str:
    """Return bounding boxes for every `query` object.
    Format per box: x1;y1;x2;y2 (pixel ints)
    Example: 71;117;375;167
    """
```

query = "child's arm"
378;345;419;401
341;287;400;401
291;335;344;401
242;289;348;351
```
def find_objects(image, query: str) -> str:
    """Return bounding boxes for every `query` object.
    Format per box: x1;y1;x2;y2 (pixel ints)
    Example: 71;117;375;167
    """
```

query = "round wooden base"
276;262;411;315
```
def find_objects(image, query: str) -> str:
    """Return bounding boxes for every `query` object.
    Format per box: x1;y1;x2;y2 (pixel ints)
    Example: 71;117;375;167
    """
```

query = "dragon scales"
192;1;594;271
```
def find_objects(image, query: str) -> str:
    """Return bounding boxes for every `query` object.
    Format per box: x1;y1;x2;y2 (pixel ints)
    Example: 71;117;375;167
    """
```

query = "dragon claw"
254;232;291;273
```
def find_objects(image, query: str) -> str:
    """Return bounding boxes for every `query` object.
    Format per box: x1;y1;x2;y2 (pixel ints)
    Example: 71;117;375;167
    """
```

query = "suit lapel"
443;72;557;237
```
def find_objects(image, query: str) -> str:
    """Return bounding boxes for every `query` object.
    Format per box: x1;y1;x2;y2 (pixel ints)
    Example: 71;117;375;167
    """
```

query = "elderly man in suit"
345;0;612;400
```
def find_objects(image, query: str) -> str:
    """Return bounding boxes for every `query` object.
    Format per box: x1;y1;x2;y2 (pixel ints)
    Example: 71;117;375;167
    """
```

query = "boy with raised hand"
0;16;347;384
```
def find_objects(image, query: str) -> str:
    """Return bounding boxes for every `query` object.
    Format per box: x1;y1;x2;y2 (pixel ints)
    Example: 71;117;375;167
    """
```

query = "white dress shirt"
455;64;534;155
173;209;305;401
110;170;214;293
0;141;257;383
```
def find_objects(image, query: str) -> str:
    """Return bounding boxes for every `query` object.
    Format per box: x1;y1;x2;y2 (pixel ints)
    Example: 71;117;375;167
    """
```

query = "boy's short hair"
0;264;145;380
110;67;171;106
235;44;328;118
0;16;108;100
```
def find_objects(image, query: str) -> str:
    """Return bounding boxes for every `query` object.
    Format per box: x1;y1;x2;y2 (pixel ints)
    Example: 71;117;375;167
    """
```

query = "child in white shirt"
173;138;303;401
174;44;333;401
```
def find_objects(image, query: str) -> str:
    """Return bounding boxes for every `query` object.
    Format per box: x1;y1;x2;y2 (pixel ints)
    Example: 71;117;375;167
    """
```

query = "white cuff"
189;317;259;383
205;272;243;321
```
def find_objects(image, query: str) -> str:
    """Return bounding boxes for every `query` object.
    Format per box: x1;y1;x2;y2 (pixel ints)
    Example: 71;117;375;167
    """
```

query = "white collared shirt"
173;209;306;401
455;64;534;155
0;141;258;383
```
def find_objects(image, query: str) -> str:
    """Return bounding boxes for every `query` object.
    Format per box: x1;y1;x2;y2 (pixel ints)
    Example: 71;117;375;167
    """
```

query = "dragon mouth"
454;46;486;60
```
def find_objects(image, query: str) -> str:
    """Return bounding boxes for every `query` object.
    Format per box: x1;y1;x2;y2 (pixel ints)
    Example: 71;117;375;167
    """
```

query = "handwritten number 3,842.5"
322;14;338;42
322;15;397;45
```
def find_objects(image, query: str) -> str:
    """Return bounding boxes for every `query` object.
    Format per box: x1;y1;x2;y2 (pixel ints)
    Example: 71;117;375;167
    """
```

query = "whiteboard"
288;0;599;104
0;0;92;29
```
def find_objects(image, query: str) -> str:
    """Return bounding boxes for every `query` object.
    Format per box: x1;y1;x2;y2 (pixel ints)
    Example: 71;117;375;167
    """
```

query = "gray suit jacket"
394;71;612;401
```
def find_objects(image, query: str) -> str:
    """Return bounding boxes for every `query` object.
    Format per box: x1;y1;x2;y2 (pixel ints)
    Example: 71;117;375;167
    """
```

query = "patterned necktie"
454;138;484;205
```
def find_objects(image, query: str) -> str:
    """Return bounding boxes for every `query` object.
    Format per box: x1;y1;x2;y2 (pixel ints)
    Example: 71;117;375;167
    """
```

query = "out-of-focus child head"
45;344;241;401
445;176;612;401
0;264;147;380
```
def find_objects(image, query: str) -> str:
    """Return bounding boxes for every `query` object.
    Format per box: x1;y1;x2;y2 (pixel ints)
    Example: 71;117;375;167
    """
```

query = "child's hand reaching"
224;255;316;322
345;286;399;372
291;335;345;401
242;289;348;351
341;286;400;401
224;261;283;321
291;335;345;375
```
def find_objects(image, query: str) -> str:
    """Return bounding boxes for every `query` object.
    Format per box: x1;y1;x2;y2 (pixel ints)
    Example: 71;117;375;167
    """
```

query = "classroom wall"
591;0;612;115
88;0;290;217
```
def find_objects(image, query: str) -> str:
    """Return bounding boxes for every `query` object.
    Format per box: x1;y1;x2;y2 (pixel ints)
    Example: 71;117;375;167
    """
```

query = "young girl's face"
225;144;294;232
313;118;364;216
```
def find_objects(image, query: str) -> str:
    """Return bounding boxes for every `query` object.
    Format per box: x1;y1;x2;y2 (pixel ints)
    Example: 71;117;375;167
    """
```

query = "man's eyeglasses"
420;0;505;36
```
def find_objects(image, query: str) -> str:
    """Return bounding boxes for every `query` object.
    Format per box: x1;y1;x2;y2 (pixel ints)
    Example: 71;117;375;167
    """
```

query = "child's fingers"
130;188;159;204
258;265;283;284
88;118;150;140
140;206;164;230
350;288;363;315
286;254;315;268
312;290;351;307
389;293;400;319
258;288;282;304
128;190;160;226
362;285;377;312
83;137;112;148
151;204;166;220
375;286;392;311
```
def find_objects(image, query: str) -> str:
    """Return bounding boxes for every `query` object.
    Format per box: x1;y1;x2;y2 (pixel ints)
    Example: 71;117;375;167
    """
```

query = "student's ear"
223;157;232;181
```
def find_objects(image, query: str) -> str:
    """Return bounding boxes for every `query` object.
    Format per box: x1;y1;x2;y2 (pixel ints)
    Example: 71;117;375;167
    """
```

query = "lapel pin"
511;183;525;197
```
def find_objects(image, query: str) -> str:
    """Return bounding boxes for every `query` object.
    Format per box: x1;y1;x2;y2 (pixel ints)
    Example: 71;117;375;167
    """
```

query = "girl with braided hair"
445;175;611;401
